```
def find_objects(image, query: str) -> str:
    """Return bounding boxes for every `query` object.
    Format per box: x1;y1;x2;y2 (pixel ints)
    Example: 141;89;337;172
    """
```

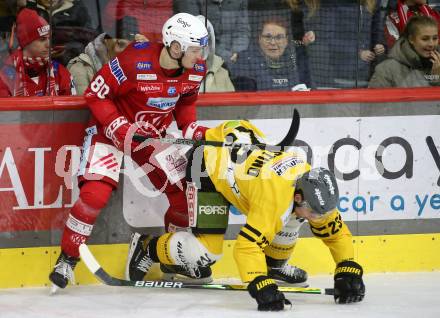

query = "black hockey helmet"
294;168;339;215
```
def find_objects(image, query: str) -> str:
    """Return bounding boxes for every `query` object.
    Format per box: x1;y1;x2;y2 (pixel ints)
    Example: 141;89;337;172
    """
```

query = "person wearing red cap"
0;8;76;96
385;0;440;48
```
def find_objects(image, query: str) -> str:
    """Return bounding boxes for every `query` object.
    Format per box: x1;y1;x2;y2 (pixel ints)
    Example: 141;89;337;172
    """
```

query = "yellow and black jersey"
204;123;308;281
203;122;354;282
204;122;310;239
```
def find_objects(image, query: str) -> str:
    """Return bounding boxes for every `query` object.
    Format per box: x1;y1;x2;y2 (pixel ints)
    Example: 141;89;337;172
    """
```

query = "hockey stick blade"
276;108;300;147
79;244;333;295
132;108;300;152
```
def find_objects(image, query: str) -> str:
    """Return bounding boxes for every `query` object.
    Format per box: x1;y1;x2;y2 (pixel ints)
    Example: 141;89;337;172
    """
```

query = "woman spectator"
0;8;75;97
230;18;307;91
248;0;318;46
247;0;317;88
369;15;440;87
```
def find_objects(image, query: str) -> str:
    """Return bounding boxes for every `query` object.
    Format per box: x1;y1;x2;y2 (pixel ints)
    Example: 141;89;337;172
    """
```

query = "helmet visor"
186;45;209;61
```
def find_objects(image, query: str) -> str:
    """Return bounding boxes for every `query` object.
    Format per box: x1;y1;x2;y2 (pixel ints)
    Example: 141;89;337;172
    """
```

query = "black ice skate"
268;263;308;286
160;263;213;284
49;251;79;293
125;232;154;281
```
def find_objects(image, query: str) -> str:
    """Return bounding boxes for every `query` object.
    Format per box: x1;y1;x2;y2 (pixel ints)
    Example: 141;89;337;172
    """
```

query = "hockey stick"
79;244;334;295
132;109;300;151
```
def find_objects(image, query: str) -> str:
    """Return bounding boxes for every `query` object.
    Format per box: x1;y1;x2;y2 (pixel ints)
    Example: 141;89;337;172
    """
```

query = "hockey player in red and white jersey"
49;13;211;291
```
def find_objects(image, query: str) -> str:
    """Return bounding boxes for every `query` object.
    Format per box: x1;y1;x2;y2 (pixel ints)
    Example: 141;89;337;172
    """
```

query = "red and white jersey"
84;42;207;137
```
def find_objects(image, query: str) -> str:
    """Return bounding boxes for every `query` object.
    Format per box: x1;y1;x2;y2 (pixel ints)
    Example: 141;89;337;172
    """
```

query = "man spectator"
26;0;96;65
0;8;75;97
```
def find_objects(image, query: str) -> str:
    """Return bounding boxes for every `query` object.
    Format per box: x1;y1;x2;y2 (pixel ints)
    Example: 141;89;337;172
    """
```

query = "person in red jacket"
0;8;75;97
49;12;210;292
385;0;440;48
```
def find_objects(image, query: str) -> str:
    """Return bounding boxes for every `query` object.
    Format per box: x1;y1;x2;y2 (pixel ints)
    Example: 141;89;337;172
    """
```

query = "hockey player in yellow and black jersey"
126;120;365;311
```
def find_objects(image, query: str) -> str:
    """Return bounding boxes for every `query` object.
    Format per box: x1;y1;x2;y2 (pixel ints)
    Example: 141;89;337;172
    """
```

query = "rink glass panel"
0;89;440;287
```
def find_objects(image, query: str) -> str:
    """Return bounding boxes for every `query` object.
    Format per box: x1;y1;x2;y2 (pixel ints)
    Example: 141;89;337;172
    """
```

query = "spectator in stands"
248;0;317;46
0;8;75;97
369;15;440;87
26;0;96;66
196;15;235;93
230;18;308;91
67;16;147;95
385;0;440;48
302;0;386;88
247;0;316;88
174;0;250;66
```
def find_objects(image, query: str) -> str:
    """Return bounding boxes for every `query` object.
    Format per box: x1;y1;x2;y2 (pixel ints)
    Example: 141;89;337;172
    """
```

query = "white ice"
0;272;439;318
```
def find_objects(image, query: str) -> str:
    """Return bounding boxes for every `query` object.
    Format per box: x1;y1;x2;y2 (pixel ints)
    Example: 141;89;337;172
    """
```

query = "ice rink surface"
0;272;439;318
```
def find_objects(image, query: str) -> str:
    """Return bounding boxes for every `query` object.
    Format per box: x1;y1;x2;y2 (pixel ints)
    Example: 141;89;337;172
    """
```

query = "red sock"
164;189;189;232
60;181;113;257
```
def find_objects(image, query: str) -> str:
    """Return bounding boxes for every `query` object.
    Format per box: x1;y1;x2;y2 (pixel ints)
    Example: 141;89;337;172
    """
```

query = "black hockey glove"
334;260;365;304
247;275;292;311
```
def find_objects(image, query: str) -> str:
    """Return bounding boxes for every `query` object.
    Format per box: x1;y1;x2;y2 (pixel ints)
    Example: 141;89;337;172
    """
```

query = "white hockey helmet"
162;13;209;55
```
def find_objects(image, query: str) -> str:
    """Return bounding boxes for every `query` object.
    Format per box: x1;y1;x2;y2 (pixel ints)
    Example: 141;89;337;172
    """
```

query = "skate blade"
49;283;60;295
161;273;213;284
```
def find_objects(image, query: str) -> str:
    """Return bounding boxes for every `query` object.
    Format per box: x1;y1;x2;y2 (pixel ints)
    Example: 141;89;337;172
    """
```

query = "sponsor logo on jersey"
136;61;152;71
134;111;169;136
137;73;157;81
109;58;127;84
167;79;179;83
181;82;199;94
146;96;179;110
167;86;177;96
270;156;303;176
188;74;203;82
247;151;283;177
194;63;205;73
137;82;163;93
133;42;149;49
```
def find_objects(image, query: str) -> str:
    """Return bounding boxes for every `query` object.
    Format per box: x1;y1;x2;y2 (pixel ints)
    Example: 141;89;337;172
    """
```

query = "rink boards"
1;91;440;288
0;233;439;288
